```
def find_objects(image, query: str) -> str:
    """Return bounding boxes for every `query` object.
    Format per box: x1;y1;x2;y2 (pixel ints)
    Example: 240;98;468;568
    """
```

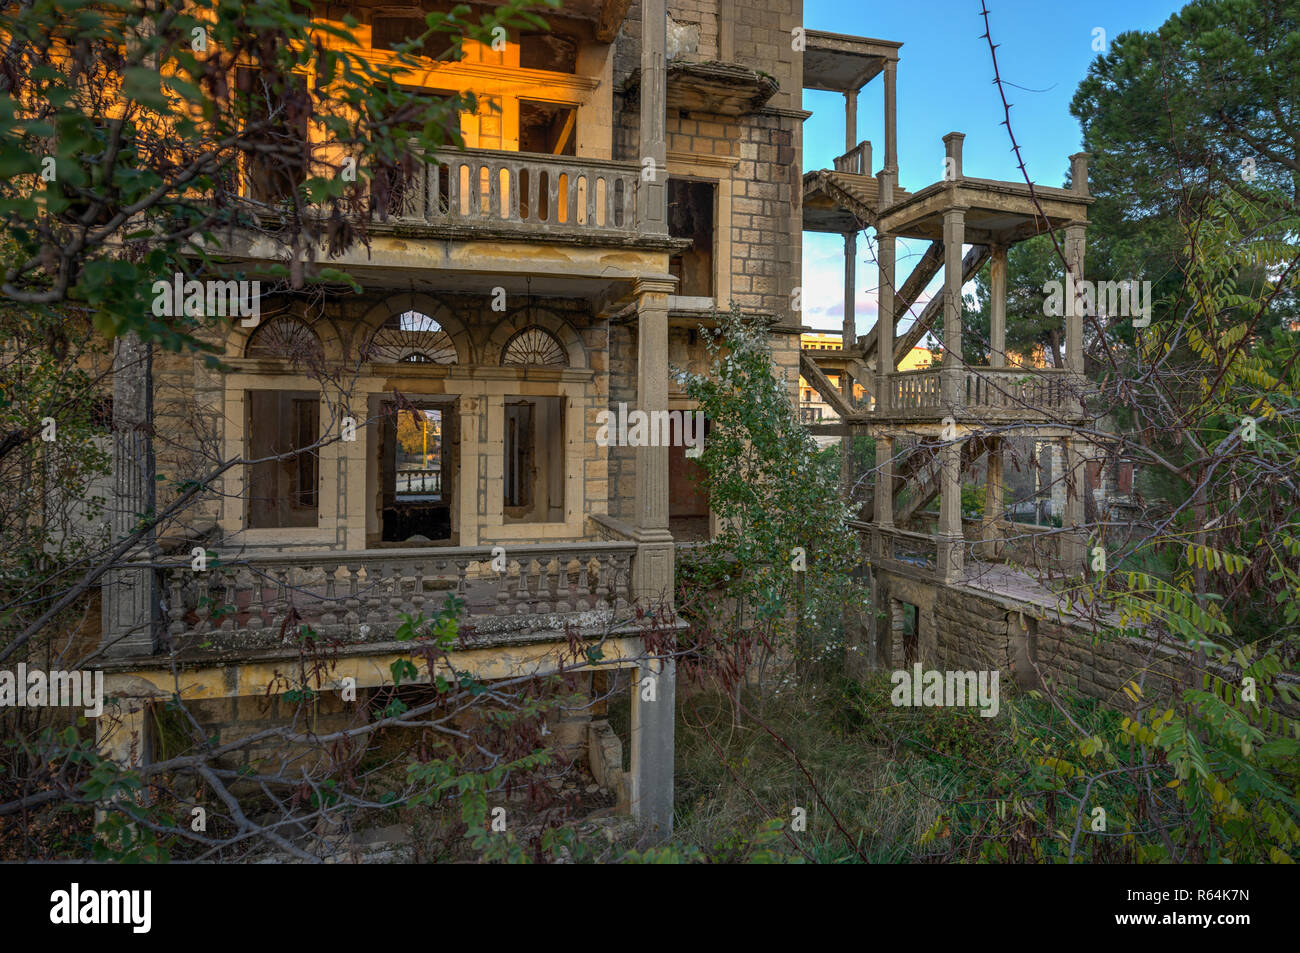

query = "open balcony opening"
668;179;715;298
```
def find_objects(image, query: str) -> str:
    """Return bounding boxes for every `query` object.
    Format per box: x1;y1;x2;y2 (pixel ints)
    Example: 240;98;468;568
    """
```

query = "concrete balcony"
156;540;643;656
373;145;643;243
883;367;1083;424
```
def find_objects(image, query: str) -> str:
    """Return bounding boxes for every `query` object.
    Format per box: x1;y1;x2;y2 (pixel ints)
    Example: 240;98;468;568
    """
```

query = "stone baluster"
554;556;571;613
535;556;552;613
575;558;592;611
166;570;186;640
344;564;361;629
514;558;530;615
407;560;424;616
614;553;633;614
595;556;611;610
193;572;212;636
495;557;510;616
216;567;236;634
321;564;339;636
246;567;266;631
387;561;404;620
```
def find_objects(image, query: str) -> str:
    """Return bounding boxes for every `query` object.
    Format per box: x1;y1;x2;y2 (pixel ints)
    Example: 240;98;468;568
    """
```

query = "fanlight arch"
364;310;459;364
244;316;325;365
500;325;568;367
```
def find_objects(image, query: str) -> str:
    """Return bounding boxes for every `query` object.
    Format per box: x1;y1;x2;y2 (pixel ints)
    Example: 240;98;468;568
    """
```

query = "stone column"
843;231;856;349
875;172;896;416
841;230;857;497
990;244;1007;368
632;278;674;607
1065;224;1086;375
457;396;480;546
1062;211;1088;573
630;655;675;841
940;204;966;412
1061;437;1087;573
938;438;964;583
845;89;857;154
101;333;160;658
981;437;1003;558
882;60;897;175
874;434;895;530
637;0;668;237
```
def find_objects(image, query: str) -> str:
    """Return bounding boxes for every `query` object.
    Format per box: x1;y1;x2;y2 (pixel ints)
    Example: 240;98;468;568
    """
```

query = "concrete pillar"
1062;437;1087;573
981;437;1003;558
875;172;895;416
101;333;159;658
943;131;964;181
629;656;675;841
637;0;668;236
843;231;856;348
845;90;857;154
1065;224;1086;374
938;438;964;582
874;434;894;529
632;278;674;606
990;244;1007;368
1070;152;1091;198
456;396;480;546
882;60;897;175
941;206;966;412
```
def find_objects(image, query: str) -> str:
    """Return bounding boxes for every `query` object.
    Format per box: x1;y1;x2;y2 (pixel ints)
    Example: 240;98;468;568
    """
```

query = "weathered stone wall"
872;567;1297;715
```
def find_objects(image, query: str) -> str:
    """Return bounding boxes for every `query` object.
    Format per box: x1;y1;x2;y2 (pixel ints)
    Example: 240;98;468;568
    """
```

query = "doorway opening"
380;400;456;543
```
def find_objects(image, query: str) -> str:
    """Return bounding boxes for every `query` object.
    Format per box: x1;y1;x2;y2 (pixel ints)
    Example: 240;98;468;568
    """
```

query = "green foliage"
675;305;864;689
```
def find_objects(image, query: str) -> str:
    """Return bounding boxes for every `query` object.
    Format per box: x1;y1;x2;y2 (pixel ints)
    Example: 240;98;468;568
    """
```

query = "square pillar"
1061;437;1088;573
937;439;964;583
874;433;894;529
845;90;858;154
637;0;667;236
457;396;480;546
629;656;675;841
843;231;857;349
990;244;1008;368
875;174;896;415
101;333;159;658
632;278;674;607
981;437;1003;558
882;60;897;175
940;206;966;413
1065;223;1086;373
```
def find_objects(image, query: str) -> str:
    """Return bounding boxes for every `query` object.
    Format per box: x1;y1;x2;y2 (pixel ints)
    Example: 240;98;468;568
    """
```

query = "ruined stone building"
92;0;1179;843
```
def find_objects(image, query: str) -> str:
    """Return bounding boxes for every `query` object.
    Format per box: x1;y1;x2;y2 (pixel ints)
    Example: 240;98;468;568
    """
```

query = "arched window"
364;311;458;364
244;316;324;366
500;326;567;367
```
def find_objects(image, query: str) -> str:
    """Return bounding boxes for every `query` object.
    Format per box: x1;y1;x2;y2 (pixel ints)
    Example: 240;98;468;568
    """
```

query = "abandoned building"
89;0;1184;847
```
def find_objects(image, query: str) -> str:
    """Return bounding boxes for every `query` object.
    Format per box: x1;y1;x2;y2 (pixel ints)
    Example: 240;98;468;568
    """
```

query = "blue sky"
799;0;1186;333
